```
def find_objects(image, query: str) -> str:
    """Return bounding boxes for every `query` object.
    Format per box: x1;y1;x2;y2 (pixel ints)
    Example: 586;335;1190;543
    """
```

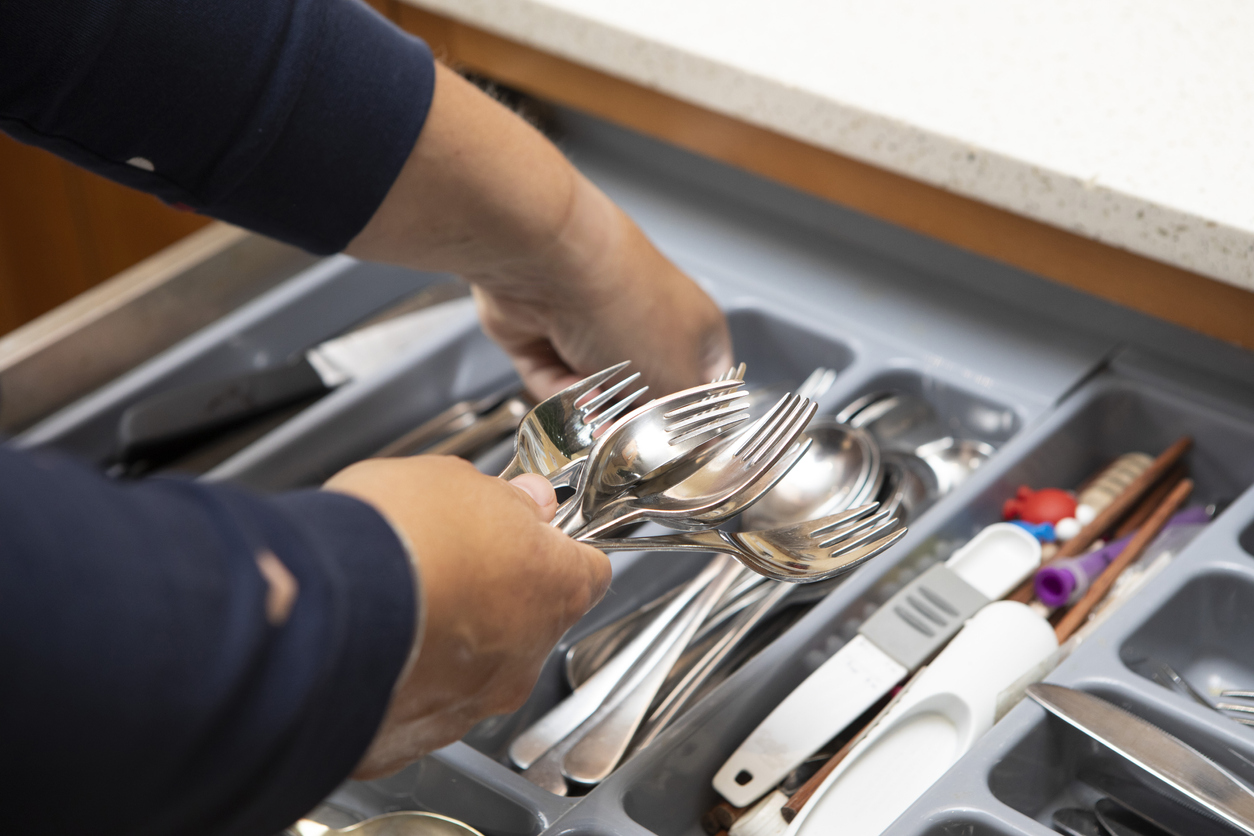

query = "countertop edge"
402;0;1253;293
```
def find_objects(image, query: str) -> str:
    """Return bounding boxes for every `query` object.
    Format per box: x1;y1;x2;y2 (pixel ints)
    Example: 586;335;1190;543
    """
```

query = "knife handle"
116;359;329;465
422;397;529;459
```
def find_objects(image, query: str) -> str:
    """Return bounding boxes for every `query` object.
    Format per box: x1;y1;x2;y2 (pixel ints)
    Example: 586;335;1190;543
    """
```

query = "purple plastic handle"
1034;507;1210;607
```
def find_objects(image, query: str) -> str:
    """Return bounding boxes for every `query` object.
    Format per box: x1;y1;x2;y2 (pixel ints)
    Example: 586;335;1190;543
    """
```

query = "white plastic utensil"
713;523;1041;807
785;601;1058;836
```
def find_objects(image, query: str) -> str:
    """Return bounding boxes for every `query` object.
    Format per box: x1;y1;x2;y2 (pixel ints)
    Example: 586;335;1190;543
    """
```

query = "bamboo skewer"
1007;436;1192;603
778;684;911;822
1111;463;1186;539
1054;478;1193;642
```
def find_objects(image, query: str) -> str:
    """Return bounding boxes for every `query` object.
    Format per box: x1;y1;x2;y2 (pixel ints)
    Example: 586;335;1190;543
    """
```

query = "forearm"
346;64;617;296
347;64;733;399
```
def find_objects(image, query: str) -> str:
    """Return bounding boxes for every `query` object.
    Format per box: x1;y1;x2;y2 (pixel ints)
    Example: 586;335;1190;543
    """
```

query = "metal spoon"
498;361;647;481
572;394;816;538
286;812;484;836
741;417;879;529
554;379;751;531
914;436;994;495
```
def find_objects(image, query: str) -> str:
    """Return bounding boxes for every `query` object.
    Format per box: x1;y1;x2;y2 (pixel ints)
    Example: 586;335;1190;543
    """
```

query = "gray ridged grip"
857;563;989;670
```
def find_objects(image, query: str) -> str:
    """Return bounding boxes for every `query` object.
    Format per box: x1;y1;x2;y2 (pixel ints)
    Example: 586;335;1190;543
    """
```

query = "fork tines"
712;362;747;383
816;507;896;550
734;394;817;465
1217;691;1254;725
573;361;650;432
661;381;751;445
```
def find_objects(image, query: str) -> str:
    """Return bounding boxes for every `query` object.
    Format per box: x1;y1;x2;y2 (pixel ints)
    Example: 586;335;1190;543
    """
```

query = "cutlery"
1148;659;1254;731
913;436;994;495
373;383;525;458
779;601;1058;836
554;379;752;528
833;391;895;425
116;288;476;466
588;504;903;583
414;392;532;460
564;587;683;690
518;556;742;792
642;571;864;742
499;360;649;481
286;811;485;836
566;576;771;691
509;556;733;772
559;556;746;787
652;435;814;532
742;418;879;529
795;367;838;403
1095;797;1175;836
570;394;815;538
713;522;1041;807
634;580;797;751
1027;684;1254;835
1052;808;1107;836
1084;770;1242;836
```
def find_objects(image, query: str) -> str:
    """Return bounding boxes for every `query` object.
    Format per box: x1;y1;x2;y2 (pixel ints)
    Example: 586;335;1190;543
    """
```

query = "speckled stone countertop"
404;0;1254;291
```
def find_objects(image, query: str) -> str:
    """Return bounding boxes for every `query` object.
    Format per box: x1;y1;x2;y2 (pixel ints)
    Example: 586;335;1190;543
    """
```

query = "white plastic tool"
786;601;1058;836
713;523;1040;807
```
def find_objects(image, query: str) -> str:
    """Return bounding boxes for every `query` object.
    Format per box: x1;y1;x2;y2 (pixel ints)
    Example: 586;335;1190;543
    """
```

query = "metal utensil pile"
493;362;903;581
490;366;997;794
468;365;882;794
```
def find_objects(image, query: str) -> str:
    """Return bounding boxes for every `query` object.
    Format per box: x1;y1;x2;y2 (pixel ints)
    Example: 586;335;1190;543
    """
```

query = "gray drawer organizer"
15;108;1254;836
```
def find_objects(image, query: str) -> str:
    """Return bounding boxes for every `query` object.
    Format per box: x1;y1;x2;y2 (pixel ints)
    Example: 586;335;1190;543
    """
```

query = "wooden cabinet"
0;0;400;336
0;133;210;336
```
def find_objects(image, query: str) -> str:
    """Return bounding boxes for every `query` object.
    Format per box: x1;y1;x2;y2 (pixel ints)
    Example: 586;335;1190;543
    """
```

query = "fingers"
570;537;613;612
509;473;557;521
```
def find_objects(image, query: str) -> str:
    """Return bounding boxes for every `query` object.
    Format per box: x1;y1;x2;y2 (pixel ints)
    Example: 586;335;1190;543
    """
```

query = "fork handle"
584;531;736;554
498;455;527;481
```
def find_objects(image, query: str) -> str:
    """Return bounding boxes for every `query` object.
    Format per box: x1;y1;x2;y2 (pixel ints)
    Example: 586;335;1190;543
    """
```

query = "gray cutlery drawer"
11;104;1254;836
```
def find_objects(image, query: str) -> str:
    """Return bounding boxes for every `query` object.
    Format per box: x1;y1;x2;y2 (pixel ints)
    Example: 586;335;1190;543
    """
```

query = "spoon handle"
587;531;734;554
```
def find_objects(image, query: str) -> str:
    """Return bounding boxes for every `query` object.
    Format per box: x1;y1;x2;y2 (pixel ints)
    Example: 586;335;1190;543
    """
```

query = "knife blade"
712;522;1041;807
1028;684;1254;835
114;284;474;466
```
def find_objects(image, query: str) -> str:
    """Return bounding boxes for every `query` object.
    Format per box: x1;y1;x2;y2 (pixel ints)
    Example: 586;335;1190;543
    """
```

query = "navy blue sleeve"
0;444;418;836
0;0;436;254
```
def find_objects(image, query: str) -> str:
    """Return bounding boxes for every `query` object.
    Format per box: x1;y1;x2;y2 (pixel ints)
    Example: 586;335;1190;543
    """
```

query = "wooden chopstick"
1111;463;1186;539
1054;478;1193;642
779;683;910;822
1007;436;1193;603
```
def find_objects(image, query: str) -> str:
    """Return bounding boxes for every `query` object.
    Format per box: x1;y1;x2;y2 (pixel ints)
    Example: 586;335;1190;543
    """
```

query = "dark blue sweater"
0;1;437;833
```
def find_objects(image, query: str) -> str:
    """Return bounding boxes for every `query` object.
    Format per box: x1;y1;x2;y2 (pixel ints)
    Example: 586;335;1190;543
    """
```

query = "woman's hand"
324;455;611;779
346;64;732;400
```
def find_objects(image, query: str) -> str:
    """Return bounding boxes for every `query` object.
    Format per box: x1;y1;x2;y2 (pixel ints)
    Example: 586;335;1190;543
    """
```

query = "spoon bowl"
288;812;485;836
742;418;879;529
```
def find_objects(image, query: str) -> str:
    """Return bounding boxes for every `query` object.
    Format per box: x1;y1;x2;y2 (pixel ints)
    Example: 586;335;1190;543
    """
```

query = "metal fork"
589;503;905;583
1149;661;1254;728
571;394;817;538
498;361;647;482
554;380;753;532
1216;692;1254;727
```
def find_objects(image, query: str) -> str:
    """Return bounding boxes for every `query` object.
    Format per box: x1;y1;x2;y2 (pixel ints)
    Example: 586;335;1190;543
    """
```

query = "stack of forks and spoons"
481;362;905;793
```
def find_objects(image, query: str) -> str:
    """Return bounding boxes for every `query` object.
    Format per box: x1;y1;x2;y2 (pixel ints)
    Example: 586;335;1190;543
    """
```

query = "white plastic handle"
786;601;1058;836
945;522;1042;600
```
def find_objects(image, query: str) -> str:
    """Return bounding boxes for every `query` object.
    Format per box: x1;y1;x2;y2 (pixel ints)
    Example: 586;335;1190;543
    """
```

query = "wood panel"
0;132;210;337
394;5;1254;350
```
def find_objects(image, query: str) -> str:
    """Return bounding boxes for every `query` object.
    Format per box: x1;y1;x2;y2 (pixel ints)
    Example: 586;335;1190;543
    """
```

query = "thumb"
509;473;558;522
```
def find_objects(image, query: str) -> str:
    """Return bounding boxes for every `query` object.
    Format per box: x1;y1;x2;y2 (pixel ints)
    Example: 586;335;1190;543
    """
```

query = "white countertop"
408;0;1254;291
